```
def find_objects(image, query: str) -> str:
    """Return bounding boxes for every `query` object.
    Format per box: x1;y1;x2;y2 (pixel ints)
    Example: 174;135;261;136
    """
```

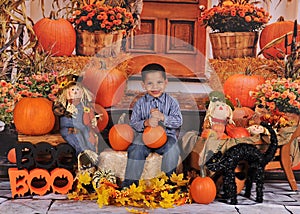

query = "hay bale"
98;148;163;181
209;57;279;84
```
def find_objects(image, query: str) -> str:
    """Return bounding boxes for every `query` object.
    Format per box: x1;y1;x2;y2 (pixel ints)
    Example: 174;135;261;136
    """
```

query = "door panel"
127;0;208;78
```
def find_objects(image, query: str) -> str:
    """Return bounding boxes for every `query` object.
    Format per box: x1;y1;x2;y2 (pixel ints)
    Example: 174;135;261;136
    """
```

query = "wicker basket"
76;30;123;57
209;32;258;59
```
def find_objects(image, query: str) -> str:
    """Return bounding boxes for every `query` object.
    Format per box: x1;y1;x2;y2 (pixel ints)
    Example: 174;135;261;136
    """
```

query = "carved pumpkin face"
67;85;83;100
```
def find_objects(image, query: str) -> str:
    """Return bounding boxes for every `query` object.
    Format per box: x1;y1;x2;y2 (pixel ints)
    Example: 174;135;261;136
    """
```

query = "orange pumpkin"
94;104;109;132
82;66;127;108
200;128;213;138
211;123;225;134
142;126;167;149
13;97;55;135
7;148;16;164
190;176;216;204
223;73;265;108
260;17;300;59
232;100;255;127
108;124;134;151
33;18;76;56
201;128;230;139
225;124;250;138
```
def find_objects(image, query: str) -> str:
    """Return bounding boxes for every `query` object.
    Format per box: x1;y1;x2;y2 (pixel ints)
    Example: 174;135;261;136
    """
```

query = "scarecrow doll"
53;73;99;157
203;91;235;138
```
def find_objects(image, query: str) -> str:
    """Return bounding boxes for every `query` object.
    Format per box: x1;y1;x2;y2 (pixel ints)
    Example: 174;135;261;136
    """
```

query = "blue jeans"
122;132;180;188
60;115;96;156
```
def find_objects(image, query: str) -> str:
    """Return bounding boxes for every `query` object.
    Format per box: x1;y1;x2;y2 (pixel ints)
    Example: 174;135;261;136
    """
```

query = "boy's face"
141;71;168;98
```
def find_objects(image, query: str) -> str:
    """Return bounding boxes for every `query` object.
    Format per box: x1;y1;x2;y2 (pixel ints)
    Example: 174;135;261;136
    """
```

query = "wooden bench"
18;133;66;146
263;125;300;191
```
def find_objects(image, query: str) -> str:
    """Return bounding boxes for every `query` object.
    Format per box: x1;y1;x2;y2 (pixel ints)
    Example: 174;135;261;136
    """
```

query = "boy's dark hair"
141;63;166;82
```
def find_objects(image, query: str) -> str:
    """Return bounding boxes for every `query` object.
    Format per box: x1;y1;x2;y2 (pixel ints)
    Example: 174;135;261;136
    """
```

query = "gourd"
13;97;56;135
142;126;167;149
108;124;134;151
223;70;265;108
33;17;76;56
190;167;216;204
259;17;300;59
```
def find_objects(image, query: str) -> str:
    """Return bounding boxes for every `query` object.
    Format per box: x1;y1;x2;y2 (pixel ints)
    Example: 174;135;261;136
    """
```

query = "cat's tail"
261;122;278;166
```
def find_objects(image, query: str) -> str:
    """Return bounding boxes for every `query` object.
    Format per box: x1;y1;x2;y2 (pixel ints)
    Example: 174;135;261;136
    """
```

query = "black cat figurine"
205;122;278;205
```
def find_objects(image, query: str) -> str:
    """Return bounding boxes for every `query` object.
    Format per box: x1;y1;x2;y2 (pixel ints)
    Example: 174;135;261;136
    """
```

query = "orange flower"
74;10;81;16
230;9;236;16
198;2;270;32
238;11;245;17
87;20;93;27
245;15;251;22
0;80;7;87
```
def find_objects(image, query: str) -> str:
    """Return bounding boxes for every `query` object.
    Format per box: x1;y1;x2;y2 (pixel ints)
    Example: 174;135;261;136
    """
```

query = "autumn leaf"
96;186;111;207
78;172;92;185
159;191;175;208
170;173;189;186
126;207;149;214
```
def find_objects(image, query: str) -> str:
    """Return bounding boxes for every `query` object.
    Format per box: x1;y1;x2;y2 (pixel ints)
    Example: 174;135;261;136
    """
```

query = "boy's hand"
150;108;164;121
144;117;160;127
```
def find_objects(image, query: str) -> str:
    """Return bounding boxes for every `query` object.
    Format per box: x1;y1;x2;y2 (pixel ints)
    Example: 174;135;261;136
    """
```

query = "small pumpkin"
259;16;300;59
225;124;250;138
201;128;230;139
108;124;134;151
142;126;167;149
190;168;216;204
33;17;76;56
7;148;17;164
93;104;109;132
82;65;127;108
200;128;213;138
211;123;225;134
223;70;265;108
13;97;56;135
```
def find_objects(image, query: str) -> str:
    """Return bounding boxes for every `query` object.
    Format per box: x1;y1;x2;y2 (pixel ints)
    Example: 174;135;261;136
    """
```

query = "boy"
122;63;183;188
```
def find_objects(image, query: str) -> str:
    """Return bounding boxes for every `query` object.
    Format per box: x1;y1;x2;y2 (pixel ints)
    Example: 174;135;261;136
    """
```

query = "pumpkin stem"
277;16;285;22
199;165;207;178
245;65;252;76
236;98;242;108
49;11;56;20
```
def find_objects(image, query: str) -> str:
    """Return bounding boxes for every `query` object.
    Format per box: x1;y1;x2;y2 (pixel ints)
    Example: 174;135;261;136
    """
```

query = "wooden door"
126;0;208;78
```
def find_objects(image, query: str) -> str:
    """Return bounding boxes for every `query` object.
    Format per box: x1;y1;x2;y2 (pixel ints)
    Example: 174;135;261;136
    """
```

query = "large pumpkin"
108;124;134;151
223;73;265;108
142;126;167;149
13;97;55;135
259;17;300;59
190;175;216;204
82;65;127;108
33;18;76;56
